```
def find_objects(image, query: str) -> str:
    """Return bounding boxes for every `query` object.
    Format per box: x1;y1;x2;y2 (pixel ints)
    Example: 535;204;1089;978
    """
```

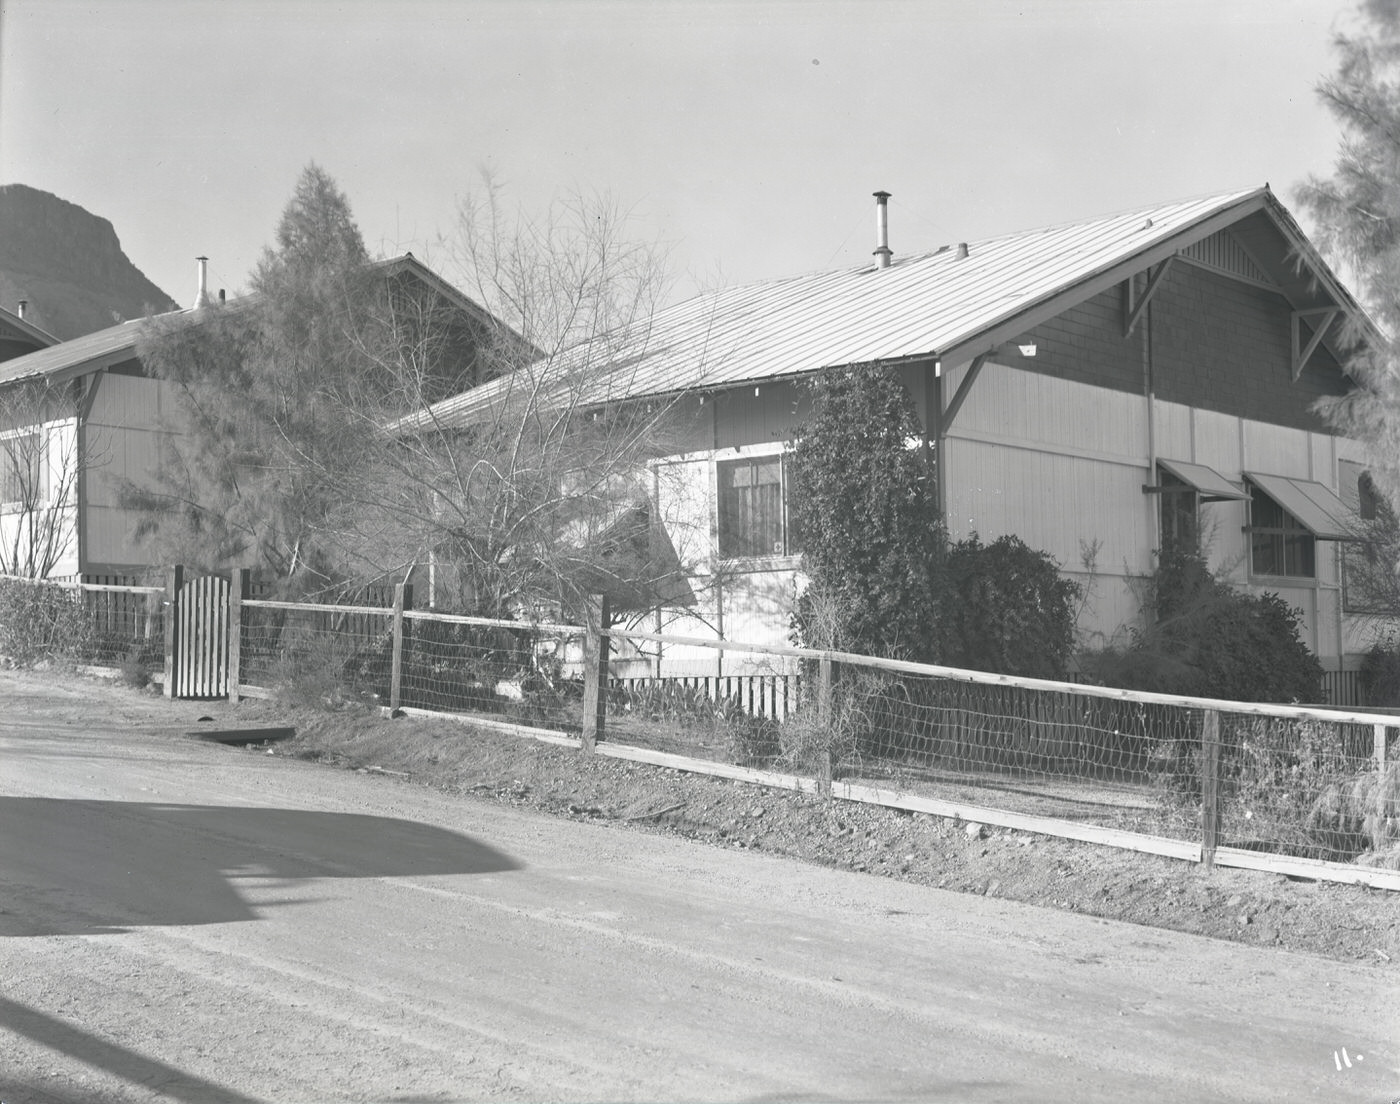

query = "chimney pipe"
194;256;211;309
873;191;892;269
16;299;27;320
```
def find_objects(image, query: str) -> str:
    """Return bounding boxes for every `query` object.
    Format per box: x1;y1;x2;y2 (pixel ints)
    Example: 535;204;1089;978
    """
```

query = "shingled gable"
404;185;1371;431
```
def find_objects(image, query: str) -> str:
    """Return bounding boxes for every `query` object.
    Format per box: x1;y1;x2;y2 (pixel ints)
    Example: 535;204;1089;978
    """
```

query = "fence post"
226;568;249;703
817;656;835;798
388;583;409;714
162;565;183;699
1201;708;1221;871
581;593;610;752
1375;723;1389;773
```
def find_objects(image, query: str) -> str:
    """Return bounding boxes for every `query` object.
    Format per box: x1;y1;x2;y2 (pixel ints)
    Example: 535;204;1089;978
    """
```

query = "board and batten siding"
939;357;1362;664
81;370;186;572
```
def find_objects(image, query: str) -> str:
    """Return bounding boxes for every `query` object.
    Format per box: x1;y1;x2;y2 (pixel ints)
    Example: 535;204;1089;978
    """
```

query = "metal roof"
402;186;1368;433
0;306;59;350
0;252;518;392
1245;473;1361;541
0;314;168;388
1156;459;1248;502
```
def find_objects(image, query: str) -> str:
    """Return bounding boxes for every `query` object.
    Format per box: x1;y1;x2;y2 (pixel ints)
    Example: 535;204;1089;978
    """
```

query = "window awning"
1245;472;1362;541
1151;459;1248;501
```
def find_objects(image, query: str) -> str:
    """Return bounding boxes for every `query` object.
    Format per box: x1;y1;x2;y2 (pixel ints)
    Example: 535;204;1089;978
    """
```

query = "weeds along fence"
6;572;1399;891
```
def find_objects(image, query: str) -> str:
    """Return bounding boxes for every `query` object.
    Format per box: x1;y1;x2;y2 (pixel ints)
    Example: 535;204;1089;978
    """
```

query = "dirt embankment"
235;695;1399;967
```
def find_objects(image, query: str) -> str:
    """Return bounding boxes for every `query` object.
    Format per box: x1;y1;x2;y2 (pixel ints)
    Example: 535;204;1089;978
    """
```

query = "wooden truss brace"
940;352;990;433
1122;257;1175;338
1291;308;1338;380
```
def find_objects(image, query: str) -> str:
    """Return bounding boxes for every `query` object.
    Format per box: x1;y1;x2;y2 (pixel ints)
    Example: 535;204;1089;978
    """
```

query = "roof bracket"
1123;257;1175;338
1291;308;1338;380
940;352;990;433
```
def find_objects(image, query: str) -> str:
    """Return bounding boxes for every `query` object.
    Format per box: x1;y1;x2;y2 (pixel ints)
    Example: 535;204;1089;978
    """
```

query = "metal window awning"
1245;472;1362;541
1146;459;1248;502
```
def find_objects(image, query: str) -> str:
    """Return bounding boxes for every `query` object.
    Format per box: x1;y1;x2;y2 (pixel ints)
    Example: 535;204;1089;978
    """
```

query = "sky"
0;0;1362;313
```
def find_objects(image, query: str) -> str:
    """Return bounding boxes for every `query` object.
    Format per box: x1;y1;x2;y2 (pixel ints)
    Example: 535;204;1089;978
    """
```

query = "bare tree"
0;379;84;578
342;180;717;621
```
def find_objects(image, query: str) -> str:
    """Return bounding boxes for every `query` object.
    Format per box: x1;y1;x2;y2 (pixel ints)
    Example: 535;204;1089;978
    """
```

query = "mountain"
0;184;178;340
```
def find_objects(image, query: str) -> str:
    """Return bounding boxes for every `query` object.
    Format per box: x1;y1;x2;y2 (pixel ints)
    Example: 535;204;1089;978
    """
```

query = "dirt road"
0;672;1395;1102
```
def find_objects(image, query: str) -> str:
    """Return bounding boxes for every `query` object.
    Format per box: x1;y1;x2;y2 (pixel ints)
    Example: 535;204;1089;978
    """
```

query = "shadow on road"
0;993;264;1104
0;798;520;936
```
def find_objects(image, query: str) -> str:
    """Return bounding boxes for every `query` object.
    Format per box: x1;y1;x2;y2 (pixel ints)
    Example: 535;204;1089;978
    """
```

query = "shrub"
0;578;94;667
943;534;1081;679
1360;634;1400;706
1082;551;1323;704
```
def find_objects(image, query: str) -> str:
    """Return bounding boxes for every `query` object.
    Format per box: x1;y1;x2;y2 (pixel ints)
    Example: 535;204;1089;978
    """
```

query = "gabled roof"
404;186;1372;431
0;306;60;352
0;253;521;391
0;314;159;388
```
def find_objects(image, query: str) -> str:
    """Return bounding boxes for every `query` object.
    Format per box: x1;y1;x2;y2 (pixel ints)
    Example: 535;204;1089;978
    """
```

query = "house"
0;303;59;363
405;186;1387;694
0;254;514;580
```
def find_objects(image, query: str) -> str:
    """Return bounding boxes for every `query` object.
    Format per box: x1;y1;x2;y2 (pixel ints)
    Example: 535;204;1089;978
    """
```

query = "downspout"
923;359;945;523
1144;278;1158;564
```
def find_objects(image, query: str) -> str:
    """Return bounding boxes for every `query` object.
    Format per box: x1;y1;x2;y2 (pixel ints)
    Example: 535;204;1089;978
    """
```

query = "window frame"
1157;468;1200;557
715;452;796;562
0;429;46;515
1246;481;1316;581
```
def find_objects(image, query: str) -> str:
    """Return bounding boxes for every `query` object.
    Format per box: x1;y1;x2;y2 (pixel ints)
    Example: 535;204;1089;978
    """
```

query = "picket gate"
168;570;232;699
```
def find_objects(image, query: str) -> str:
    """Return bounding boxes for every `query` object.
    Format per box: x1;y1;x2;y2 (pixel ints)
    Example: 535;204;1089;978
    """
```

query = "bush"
943;534;1081;679
1081;551;1323;704
1360;634;1400;706
0;578;94;667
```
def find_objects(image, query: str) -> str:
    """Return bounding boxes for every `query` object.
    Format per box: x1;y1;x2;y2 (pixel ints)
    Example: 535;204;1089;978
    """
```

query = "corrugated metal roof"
403;187;1306;431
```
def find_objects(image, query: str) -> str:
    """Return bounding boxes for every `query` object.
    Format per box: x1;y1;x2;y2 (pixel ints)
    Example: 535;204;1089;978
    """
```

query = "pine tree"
1297;1;1400;510
131;164;387;594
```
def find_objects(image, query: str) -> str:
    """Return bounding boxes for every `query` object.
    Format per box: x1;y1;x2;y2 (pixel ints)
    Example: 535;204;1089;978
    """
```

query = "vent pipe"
16;299;27;320
873;191;892;269
194;256;211;309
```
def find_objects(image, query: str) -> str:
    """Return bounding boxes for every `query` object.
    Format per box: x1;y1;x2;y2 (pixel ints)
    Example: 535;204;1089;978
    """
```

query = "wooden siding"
82;372;185;570
1005;261;1351;435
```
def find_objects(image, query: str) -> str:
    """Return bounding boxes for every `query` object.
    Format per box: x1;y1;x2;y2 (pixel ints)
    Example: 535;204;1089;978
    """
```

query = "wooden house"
0;255;510;580
392;187;1384;694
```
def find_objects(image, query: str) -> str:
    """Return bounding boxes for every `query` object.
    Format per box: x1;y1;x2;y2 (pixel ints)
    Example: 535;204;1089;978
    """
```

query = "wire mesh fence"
10;566;1392;886
239;600;396;707
601;628;1400;877
397;611;583;726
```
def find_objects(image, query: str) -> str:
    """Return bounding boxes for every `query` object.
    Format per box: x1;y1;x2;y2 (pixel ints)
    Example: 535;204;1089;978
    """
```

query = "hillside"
0;184;178;339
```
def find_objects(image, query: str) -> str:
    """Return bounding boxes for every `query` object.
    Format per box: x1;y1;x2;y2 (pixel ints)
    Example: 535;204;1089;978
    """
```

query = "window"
717;455;794;559
0;432;44;512
1249;482;1315;578
1158;470;1199;556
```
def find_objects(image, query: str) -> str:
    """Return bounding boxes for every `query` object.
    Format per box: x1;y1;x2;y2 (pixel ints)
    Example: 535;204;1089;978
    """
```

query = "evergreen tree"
1297;1;1400;511
131;164;388;594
